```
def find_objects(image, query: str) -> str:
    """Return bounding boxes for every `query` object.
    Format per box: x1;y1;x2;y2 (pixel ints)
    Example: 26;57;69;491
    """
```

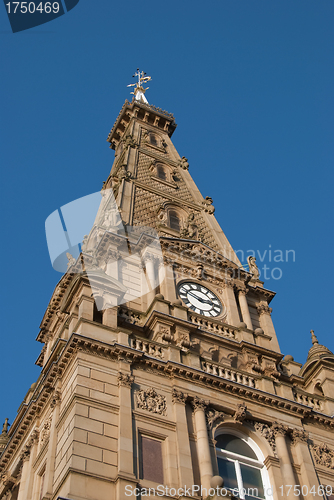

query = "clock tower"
1;76;334;500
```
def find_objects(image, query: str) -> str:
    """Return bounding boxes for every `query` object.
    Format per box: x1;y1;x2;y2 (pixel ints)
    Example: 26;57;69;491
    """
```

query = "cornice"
3;333;333;472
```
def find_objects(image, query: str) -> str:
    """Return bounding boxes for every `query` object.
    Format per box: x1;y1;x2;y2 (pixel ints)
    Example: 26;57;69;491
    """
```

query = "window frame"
215;429;273;500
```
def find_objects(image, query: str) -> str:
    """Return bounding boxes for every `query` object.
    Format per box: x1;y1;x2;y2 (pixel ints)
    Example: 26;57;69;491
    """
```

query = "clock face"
177;282;222;317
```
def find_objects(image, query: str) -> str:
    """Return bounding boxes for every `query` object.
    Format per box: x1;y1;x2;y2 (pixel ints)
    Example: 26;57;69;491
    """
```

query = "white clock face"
177;282;222;317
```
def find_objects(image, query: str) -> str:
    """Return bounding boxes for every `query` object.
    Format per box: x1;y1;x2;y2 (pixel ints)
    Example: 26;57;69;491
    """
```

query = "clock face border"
177;281;224;318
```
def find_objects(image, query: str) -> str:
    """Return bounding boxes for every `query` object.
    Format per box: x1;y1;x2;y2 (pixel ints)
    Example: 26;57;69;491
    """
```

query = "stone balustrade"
130;338;165;359
202;360;256;388
189;314;235;338
294;392;322;411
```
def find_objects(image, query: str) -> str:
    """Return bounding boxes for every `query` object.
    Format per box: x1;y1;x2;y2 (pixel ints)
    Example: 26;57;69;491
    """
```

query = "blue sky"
1;1;333;423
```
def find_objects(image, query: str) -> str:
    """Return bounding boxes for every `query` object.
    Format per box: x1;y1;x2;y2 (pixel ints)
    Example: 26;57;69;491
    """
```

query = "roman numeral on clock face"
177;281;223;317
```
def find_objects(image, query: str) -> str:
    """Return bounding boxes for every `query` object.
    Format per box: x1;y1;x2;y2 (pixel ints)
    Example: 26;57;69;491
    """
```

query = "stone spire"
311;329;318;345
300;330;334;376
0;418;10;454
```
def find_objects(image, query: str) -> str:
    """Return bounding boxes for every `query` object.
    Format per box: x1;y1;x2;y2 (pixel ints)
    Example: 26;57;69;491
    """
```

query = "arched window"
156;165;167;181
215;433;271;500
149;133;158;147
169;210;181;232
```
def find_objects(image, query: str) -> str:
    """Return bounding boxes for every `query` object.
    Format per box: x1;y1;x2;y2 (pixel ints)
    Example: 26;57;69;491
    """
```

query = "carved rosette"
192;396;207;412
117;372;134;387
136;388;167;416
291;428;309;446
172;388;187;405
234;403;248;423
312;443;334;469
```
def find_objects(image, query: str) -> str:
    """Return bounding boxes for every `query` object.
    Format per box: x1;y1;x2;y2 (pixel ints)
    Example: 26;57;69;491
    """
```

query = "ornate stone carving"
1;472;15;488
179;156;189;170
271;421;289;437
180;213;198;239
172;388;187;404
312;443;334;469
206;408;224;430
202;196;215;214
136;388;167;415
20;444;31;462
192;396;207;412
247;256;260;280
66;252;76;269
50;391;61;409
40;415;52;445
234;403;248;423
254;422;277;456
291;428;309;445
191;263;205;280
256;303;272;316
262;360;280;379
117;372;134;387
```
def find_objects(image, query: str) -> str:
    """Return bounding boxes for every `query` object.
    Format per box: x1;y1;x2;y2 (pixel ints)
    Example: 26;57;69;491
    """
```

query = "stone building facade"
1;97;334;500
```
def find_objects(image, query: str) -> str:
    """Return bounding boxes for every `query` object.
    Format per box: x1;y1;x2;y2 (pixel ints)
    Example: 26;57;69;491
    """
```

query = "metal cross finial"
127;69;152;104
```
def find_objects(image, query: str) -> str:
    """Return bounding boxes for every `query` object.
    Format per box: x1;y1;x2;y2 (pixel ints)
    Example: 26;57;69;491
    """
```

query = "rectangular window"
140;435;164;484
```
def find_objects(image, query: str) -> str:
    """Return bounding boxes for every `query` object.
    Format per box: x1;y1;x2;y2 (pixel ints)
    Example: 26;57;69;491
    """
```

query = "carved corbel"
234;403;248;423
202;196;215;214
291;428;309;446
117;372;134;387
172;388;187;404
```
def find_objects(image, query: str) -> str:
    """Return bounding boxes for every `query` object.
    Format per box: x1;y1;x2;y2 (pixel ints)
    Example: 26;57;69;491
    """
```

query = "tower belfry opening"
1;76;334;500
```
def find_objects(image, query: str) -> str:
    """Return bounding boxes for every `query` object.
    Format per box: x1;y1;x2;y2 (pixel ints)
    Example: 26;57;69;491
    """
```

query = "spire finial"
311;330;318;345
1;418;9;435
127;69;152;104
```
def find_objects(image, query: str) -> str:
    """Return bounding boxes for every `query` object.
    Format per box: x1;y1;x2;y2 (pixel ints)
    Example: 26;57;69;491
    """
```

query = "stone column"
116;365;136;499
21;430;39;500
193;397;213;494
238;288;253;330
291;429;322;500
257;302;280;352
221;280;240;327
43;391;61;498
172;389;194;487
17;447;31;500
144;254;157;304
272;422;300;498
158;260;166;297
106;249;120;280
117;368;135;478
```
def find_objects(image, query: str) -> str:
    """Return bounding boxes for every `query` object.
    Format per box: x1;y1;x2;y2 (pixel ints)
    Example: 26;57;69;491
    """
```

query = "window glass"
169;210;180;231
157;166;167;181
240;464;265;499
216;434;258;460
216;434;267;500
217;458;238;490
149;134;158;147
140;436;163;483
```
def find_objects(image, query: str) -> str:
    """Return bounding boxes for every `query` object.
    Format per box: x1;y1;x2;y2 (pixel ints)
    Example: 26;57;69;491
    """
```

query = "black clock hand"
188;291;212;305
